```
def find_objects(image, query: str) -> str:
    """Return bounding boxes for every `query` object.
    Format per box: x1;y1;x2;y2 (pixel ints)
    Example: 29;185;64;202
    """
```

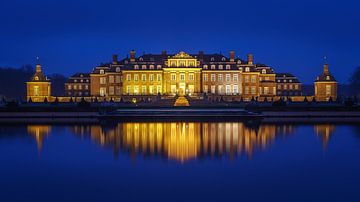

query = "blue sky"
0;0;359;83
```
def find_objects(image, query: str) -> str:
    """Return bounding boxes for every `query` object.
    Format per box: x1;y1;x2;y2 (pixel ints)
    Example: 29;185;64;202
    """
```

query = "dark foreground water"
0;122;360;202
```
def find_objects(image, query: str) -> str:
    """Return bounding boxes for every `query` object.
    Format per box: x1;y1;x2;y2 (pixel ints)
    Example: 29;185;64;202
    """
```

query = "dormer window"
226;65;230;69
222;57;226;61
211;57;214;61
149;65;154;69
262;69;266;74
237;60;241;64
74;79;77;82
289;79;292;83
139;57;143;61
142;65;147;69
125;60;128;64
203;65;208;69
239;67;243;72
157;65;161;69
211;65;215;69
218;65;223;69
245;67;250;72
34;76;39;81
80;79;83;82
80;74;83;77
100;70;105;74
116;67;120;72
134;65;139;69
326;76;330;80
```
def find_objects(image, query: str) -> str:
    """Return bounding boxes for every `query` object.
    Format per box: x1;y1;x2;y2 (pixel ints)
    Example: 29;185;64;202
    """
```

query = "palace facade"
90;51;277;100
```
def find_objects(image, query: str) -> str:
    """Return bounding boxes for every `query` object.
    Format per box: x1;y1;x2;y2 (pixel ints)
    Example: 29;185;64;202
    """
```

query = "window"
326;76;330;80
109;86;114;95
233;74;238;82
218;85;223;94
226;65;230;70
100;77;106;84
68;85;72;90
295;84;298;90
326;85;331;95
189;74;194;81
245;87;249;94
34;86;39;96
157;86;162;94
233;85;238;94
203;65;208;69
116;86;121;95
115;76;121;83
141;65;146;69
171;61;177;67
116;67;120;72
289;79;293;83
127;74;131;81
211;74;216;81
245;67;250;72
211;65;215;69
226;74;231;82
157;74;162;81
127;86;131;94
222;57;226;61
85;85;88;90
226;85;231;94
134;86;139;94
142;86;146;94
171;74;176;81
262;69;266;74
100;69;105;74
109;75;114;83
79;85;82;90
203;85;208;93
211;85;216;94
180;74;185;81
204;74;208;81
74;85;77;90
142;74;146;81
80;79;83;83
251;75;256;83
219;65;223;69
251;86;256;95
150;74;154;81
264;87;269;95
278;85;281;90
218;74;223;81
284;85;287;90
189;61;195;67
265;77;269;81
179;61;185;66
149;86;154;94
134;65;139;69
244;75;249;83
74;79;77;83
157;65;161;69
289;85;293;90
134;74;139;81
149;65;154;69
100;87;106;96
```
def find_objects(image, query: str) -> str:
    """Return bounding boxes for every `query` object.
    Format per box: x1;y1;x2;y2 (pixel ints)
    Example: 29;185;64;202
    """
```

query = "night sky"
0;0;359;84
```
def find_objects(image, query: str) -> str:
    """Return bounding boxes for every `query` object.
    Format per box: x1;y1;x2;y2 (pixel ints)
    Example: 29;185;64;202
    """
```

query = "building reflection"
68;122;297;162
27;125;51;151
314;124;336;149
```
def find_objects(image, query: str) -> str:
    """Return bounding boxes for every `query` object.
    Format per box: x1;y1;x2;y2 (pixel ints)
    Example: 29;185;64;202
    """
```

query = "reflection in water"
27;125;51;151
68;122;297;162
25;123;337;162
314;124;336;149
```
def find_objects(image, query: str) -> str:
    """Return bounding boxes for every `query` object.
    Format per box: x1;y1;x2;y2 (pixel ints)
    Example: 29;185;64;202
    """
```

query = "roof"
275;73;301;83
315;64;337;82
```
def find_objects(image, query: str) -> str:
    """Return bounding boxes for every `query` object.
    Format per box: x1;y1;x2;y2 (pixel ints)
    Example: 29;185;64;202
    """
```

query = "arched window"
222;57;226;61
262;69;266;74
139;57;143;61
149;65;154;69
218;65;223;69
157;65;161;69
245;67;250;72
237;60;242;64
203;65;208;69
116;67;120;72
134;65;139;69
326;76;330;80
211;57;214;61
100;69;105;74
142;65;147;69
34;76;39;81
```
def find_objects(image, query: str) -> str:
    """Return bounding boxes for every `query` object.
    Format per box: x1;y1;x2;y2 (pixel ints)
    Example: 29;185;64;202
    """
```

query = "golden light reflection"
314;124;336;149
27;125;51;151
69;122;298;162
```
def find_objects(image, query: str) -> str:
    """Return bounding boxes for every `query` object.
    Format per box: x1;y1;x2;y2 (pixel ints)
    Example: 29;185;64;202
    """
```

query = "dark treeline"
0;65;67;100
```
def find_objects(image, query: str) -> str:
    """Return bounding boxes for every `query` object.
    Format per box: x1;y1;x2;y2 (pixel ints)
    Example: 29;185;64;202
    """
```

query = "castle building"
314;63;337;101
276;73;302;96
65;73;90;97
26;63;51;102
89;51;278;100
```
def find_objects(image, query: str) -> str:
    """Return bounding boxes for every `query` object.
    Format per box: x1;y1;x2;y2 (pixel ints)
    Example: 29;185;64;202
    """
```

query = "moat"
0;122;360;202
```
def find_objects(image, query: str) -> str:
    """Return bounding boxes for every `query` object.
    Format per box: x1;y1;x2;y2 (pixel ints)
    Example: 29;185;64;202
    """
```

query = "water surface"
0;122;360;202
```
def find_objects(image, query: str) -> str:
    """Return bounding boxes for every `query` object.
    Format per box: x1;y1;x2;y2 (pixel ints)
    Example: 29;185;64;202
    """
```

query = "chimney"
161;50;167;57
323;63;329;74
112;54;118;65
130;50;136;62
36;64;42;73
247;54;253;65
230;50;235;62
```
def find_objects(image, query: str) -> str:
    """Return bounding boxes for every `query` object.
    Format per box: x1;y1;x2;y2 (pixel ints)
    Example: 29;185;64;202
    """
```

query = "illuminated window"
85;85;88;90
34;76;39;81
226;85;231;94
203;65;208;69
109;75;114;83
171;61;177;67
74;79;77;83
289;79;292;83
33;86;39;96
141;65;147;69
264;87;269;94
245;87;249;94
157;74;162;81
134;86;139;94
149;86;154;94
238;60;242;64
142;74;146;81
245;67;250;72
142;86;146;94
278;85;281;89
326;76;330;80
295;85;298;90
226;65;230;69
100;87;106;96
219;65;223;69
189;61;195;67
171;74;176;81
218;85;223;94
149;74;154;81
233;74;238;82
116;67;120;72
115;86;121;95
100;77;106;84
226;74;231;82
189;74;194;81
100;70;105;74
79;85;82;90
233;85;238;94
134;65;139;69
127;86;131;94
211;85;215;94
74;85;77;90
109;86;114;95
179;61;185;66
203;85;208;93
157;65;161;69
244;75;249;83
149;65;154;69
218;74;223;81
127;74;131;81
262;69;266;74
157;86;161;94
134;74;139;81
68;85;71;90
289;85;293;90
211;65;215;69
180;74;185;81
115;76;121;83
326;85;331;95
211;74;216;81
222;57;226;61
251;75;256;83
251;86;256;94
203;74;208;81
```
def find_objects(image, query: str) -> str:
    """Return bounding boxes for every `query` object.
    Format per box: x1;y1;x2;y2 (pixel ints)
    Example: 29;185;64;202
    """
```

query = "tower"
314;63;337;101
26;61;51;102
